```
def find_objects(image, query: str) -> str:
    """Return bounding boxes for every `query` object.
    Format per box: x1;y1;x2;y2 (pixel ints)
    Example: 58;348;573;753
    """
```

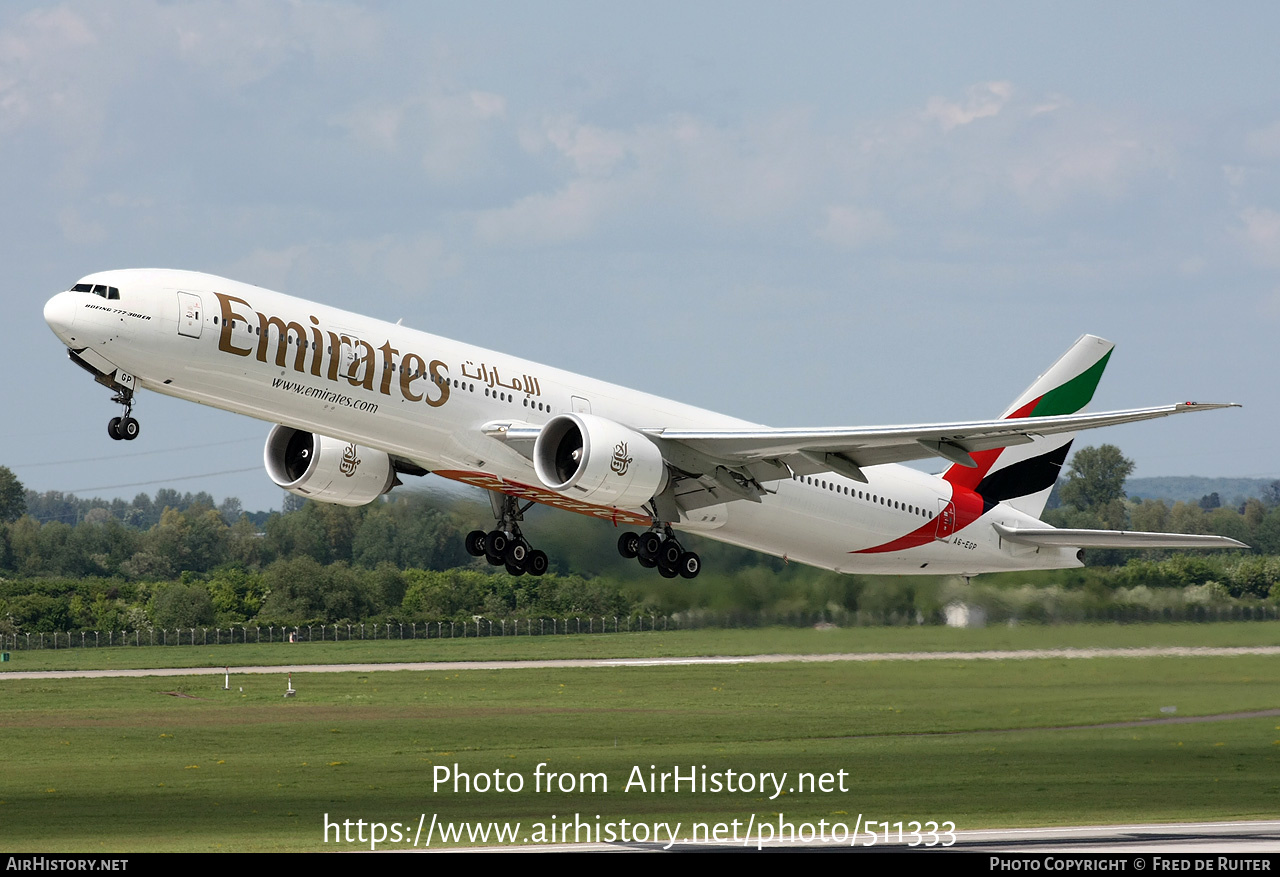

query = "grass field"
2;624;1279;851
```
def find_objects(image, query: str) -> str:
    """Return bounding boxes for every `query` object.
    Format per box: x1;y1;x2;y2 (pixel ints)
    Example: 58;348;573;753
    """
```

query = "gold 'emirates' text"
214;292;450;407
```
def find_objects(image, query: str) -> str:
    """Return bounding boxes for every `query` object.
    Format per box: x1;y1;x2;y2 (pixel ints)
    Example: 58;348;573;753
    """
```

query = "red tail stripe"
853;485;987;554
942;394;1042;491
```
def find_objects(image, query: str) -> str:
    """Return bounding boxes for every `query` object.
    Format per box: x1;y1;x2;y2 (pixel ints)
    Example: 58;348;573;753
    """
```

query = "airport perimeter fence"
1;602;1279;652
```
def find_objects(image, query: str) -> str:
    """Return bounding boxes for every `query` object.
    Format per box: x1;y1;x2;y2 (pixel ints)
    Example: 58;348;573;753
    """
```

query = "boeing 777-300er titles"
43;269;1246;580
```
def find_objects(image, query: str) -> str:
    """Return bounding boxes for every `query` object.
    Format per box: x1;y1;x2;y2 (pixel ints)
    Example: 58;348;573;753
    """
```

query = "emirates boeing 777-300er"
43;269;1245;579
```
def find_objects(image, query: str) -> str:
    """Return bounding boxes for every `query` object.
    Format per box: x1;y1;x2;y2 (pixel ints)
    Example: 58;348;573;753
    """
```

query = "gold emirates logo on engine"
214;292;450;408
339;444;361;477
610;441;632;476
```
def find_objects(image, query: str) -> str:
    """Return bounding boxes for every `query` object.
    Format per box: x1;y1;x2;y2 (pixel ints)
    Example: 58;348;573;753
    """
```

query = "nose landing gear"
107;390;140;441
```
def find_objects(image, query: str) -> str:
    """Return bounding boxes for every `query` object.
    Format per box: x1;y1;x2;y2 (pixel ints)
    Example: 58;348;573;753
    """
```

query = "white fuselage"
43;268;1079;576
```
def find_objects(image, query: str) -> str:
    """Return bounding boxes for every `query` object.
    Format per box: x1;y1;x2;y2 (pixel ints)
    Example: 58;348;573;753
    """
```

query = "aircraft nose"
44;290;78;343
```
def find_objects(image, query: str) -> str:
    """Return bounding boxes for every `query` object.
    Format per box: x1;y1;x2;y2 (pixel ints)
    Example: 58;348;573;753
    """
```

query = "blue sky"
4;2;1277;511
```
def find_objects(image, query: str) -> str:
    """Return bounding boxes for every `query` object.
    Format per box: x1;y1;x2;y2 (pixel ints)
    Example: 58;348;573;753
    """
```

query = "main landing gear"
617;525;700;579
465;493;549;577
107;389;140;441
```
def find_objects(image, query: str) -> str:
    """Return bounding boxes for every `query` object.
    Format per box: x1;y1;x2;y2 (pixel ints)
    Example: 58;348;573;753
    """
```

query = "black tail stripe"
975;441;1073;504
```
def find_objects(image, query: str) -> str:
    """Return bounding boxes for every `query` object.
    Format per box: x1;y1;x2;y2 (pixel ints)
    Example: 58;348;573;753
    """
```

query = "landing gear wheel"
486;529;509;563
638;532;663;560
504;542;528;568
678;551;701;579
108;417;123;441
505;562;525;577
658;565;678;578
526;550;549;577
657;540;683;571
465;530;487;557
119;417;140;440
617;532;640;559
638;555;657;569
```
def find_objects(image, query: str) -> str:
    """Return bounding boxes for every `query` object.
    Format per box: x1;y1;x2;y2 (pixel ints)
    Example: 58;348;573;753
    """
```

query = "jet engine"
533;413;668;508
264;425;396;506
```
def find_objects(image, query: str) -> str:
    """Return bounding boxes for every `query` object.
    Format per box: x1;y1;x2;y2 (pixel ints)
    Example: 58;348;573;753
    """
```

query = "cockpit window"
72;283;120;300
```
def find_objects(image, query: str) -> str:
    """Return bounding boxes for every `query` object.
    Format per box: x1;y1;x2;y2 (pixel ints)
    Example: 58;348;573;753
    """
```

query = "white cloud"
0;6;101;136
472;82;1181;247
1029;96;1070;117
333;104;405;152
224;244;313;292
0;2;380;136
224;233;460;302
1238;207;1280;268
1007;134;1153;208
1245;121;1280;159
56;206;106;244
478;110;819;244
538;116;630;176
166;1;380;89
418;90;508;184
922;81;1012;131
1260;286;1280;319
815;205;895;249
475;178;619;245
342;232;460;297
332;88;509;184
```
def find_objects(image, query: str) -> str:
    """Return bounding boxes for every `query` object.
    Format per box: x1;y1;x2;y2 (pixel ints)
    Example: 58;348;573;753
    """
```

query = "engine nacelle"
533;413;668;509
264;425;396;507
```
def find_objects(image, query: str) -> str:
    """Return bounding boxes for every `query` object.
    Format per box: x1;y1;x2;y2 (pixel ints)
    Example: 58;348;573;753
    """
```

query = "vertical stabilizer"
943;335;1113;517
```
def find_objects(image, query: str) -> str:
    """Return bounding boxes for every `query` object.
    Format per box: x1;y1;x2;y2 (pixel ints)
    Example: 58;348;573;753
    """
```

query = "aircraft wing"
642;402;1239;481
486;401;1238;514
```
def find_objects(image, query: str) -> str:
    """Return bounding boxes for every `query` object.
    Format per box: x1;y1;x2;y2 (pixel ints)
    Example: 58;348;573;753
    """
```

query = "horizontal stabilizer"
992;522;1247;550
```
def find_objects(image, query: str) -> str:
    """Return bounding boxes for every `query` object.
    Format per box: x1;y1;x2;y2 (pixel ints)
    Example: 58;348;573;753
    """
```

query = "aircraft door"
934;499;956;541
177;292;203;338
339;340;358;380
571;395;591;414
333;331;367;383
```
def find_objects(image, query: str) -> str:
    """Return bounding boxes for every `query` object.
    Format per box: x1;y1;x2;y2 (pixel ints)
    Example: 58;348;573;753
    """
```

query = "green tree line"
1;447;1278;635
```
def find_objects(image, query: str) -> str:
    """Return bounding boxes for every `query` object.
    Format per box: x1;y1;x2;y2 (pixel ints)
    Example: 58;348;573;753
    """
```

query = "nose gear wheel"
106;389;140;441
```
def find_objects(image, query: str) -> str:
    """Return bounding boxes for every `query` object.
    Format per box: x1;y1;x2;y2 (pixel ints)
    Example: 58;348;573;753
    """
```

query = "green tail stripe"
1031;349;1112;417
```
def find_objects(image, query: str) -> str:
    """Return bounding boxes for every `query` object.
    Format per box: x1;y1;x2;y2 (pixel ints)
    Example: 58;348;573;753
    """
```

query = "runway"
3;644;1279;681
